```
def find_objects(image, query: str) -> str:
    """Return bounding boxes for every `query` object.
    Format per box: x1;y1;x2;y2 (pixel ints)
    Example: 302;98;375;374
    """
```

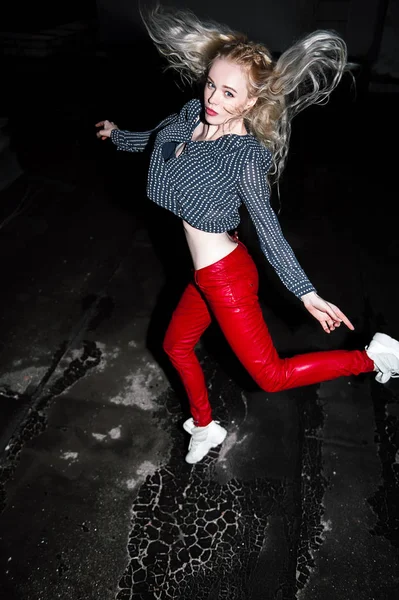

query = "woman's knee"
251;362;285;393
259;379;281;393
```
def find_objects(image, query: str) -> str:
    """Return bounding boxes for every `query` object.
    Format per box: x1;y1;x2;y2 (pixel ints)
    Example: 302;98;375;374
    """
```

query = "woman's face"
204;58;256;126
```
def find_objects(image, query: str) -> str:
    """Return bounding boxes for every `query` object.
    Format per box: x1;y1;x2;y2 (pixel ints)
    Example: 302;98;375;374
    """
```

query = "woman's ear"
245;96;257;111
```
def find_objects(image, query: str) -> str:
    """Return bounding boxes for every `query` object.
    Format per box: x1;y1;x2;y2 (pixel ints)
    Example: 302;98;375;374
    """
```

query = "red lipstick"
206;107;218;116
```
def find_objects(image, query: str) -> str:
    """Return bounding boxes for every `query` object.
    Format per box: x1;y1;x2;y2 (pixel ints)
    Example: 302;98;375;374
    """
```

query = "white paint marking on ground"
0;366;48;394
126;460;158;495
60;451;78;461
108;426;122;439
217;431;238;463
110;359;168;410
94;342;120;372
322;518;332;532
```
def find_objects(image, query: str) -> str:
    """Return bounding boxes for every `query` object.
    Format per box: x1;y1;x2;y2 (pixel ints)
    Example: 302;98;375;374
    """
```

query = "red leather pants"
163;242;375;427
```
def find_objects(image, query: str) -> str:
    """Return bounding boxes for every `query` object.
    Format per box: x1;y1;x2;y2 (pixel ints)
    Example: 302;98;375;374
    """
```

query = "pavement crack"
0;340;103;513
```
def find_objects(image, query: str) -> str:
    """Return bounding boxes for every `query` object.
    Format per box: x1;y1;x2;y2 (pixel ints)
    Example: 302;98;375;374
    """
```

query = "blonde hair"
141;4;351;181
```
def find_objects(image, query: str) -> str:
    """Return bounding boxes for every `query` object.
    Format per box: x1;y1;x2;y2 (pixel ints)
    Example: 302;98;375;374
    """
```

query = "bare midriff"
183;220;238;270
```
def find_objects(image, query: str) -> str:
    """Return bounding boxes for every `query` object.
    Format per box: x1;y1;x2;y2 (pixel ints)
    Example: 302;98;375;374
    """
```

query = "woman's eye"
206;81;234;98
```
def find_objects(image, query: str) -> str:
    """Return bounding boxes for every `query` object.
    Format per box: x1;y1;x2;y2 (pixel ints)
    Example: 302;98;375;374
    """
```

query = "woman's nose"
209;91;219;105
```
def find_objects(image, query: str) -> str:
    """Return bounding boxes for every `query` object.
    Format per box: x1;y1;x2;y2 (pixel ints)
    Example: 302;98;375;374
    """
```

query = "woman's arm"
237;150;354;332
95;113;177;153
237;151;316;298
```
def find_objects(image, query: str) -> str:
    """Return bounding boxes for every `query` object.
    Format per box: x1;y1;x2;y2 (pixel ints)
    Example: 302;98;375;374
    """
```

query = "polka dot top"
111;98;315;298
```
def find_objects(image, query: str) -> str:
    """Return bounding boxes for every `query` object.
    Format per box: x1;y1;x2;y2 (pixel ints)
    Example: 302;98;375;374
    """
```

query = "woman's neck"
198;119;247;141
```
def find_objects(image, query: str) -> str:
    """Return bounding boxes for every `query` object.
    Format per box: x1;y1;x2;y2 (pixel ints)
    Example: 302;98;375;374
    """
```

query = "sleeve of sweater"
110;113;178;153
237;147;316;298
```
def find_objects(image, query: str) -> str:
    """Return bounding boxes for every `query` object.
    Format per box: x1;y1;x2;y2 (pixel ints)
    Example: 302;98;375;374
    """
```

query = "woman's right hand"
95;120;119;140
301;291;354;333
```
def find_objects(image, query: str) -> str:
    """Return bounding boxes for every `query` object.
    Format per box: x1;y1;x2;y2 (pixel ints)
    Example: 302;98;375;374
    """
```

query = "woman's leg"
163;281;213;426
195;244;375;392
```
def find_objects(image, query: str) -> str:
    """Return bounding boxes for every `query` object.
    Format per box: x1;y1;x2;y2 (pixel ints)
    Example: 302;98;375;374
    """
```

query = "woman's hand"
95;120;119;140
301;291;354;333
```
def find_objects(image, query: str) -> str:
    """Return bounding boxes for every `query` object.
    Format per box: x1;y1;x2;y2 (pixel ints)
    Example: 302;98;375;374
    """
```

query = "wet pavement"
0;48;399;599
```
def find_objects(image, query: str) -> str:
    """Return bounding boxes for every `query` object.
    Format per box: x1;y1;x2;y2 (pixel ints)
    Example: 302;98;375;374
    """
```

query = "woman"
96;5;399;464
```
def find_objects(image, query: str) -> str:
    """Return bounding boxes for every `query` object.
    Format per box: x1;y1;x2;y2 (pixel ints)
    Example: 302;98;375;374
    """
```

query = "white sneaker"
365;332;399;383
183;417;196;435
183;419;227;464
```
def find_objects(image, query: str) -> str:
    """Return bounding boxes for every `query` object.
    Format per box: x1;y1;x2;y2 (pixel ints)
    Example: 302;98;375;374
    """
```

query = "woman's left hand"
300;291;354;333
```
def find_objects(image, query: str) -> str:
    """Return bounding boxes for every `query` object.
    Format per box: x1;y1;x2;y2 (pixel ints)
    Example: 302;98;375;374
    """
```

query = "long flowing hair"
140;4;351;181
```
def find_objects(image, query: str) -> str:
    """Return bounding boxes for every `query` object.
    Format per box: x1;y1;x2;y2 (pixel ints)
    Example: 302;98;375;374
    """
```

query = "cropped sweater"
111;98;315;297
